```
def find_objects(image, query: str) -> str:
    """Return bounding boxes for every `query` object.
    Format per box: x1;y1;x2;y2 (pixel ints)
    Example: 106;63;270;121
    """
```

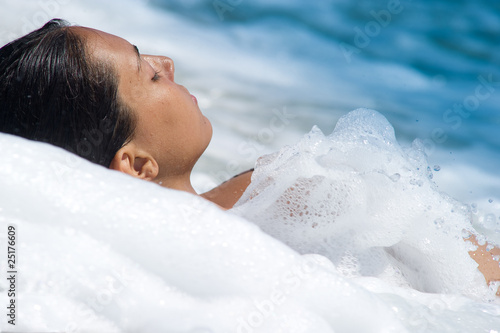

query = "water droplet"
434;218;444;229
488;198;493;203
389;173;401;182
483;213;497;229
433;165;441;172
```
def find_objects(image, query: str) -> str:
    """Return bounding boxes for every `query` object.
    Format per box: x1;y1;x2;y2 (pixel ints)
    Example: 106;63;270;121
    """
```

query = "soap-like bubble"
234;109;491;297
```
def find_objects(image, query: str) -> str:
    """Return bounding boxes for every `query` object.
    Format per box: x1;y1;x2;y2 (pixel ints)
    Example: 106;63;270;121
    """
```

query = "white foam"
0;130;415;332
0;110;499;331
233;109;495;298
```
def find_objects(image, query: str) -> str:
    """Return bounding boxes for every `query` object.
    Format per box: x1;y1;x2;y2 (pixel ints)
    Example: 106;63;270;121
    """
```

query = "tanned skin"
202;170;253;210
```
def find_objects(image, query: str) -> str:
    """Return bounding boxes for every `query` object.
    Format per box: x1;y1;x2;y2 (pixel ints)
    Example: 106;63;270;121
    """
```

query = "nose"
144;55;175;81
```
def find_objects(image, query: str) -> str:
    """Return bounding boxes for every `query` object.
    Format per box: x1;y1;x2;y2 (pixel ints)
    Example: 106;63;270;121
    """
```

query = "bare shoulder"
201;169;253;210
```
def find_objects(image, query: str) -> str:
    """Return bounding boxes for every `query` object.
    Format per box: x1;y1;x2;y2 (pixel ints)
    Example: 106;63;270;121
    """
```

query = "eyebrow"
133;44;141;72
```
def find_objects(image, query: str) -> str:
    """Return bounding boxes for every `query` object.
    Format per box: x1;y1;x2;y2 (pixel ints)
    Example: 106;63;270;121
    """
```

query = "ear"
109;143;159;181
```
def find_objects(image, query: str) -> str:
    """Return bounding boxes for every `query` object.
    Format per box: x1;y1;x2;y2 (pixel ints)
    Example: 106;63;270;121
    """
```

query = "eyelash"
152;70;160;82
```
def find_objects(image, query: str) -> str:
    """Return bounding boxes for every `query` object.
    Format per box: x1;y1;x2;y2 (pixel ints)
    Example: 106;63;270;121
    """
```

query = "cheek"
139;88;197;139
120;78;149;105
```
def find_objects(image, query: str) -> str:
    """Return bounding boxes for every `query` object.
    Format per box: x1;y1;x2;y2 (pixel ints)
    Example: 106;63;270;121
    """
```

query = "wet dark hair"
0;18;135;167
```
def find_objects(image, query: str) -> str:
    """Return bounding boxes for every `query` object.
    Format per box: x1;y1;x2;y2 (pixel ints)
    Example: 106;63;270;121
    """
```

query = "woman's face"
75;27;212;182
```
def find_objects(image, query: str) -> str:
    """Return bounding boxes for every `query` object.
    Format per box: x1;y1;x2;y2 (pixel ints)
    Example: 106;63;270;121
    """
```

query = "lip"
179;84;198;105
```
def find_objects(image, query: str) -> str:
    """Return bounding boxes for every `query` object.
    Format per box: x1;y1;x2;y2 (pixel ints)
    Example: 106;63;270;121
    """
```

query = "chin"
203;117;213;137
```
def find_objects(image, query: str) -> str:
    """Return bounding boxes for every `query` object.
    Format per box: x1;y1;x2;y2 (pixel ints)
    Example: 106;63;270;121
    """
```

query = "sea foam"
1;110;500;332
233;109;494;297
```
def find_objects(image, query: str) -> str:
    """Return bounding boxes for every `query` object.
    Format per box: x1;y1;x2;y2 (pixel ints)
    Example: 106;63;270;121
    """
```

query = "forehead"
70;26;140;83
70;26;129;49
70;26;135;63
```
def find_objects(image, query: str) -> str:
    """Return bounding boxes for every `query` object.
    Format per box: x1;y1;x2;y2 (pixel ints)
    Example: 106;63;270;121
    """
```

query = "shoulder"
201;169;253;210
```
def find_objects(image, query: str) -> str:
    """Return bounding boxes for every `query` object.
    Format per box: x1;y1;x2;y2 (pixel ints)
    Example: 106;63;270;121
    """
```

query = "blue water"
141;0;500;205
0;0;498;201
149;0;500;147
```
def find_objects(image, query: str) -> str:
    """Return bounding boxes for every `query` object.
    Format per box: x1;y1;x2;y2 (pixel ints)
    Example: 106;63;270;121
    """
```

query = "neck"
156;174;197;195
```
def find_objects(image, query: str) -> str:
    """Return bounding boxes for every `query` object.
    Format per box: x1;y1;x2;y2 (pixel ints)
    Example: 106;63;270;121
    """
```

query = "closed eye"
152;70;161;82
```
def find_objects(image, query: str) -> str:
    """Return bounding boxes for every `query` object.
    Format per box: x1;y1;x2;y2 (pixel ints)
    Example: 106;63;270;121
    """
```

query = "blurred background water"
2;1;500;330
1;0;499;211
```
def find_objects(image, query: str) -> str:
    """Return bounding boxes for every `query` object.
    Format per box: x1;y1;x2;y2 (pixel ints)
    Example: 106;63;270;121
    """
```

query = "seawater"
1;0;500;331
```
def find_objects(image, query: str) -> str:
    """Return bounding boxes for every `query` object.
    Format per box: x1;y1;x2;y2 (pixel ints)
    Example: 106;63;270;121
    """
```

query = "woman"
0;19;499;294
0;18;249;209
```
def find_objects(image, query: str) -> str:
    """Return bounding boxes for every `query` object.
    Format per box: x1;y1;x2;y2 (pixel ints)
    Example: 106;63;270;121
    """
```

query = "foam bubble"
233;109;493;298
0;109;499;331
